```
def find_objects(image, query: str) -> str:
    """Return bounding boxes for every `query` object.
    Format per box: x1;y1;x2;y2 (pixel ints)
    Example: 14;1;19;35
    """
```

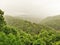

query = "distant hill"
14;15;43;23
40;15;60;30
4;15;53;34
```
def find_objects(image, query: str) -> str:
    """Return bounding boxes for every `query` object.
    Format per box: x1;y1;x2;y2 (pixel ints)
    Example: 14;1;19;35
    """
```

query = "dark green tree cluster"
0;9;60;45
0;9;6;30
0;28;60;45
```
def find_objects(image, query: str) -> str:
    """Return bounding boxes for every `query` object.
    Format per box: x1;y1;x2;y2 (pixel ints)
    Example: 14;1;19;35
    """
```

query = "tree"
0;9;6;30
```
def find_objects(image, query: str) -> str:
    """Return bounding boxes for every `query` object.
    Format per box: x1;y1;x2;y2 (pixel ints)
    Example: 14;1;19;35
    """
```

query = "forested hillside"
14;15;42;23
5;15;53;34
40;15;60;30
0;9;60;45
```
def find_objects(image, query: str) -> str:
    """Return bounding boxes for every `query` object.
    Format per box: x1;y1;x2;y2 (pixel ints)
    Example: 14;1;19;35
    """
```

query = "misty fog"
0;0;60;18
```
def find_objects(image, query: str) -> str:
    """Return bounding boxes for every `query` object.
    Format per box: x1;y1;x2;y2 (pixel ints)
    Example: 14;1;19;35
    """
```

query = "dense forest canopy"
0;9;60;45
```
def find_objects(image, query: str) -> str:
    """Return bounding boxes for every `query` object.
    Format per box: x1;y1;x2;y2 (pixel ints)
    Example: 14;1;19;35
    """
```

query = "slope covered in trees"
40;15;60;30
5;15;53;34
0;9;60;45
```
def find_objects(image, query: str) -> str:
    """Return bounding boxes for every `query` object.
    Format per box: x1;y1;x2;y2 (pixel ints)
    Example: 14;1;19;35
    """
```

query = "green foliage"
0;9;6;30
2;25;17;35
0;9;60;45
40;15;60;30
5;15;53;34
0;28;60;45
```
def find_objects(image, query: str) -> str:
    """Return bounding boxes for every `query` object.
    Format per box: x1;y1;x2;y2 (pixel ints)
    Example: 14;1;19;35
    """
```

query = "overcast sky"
0;0;60;18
